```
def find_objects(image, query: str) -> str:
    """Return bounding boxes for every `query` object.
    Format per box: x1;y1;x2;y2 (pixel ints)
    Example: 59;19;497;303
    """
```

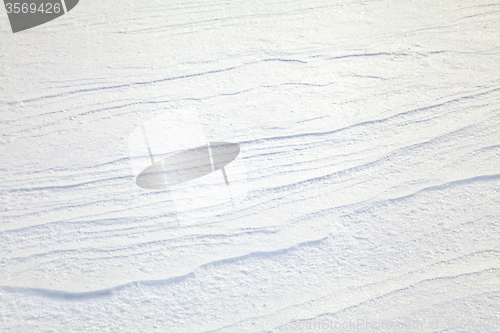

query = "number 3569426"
5;3;62;14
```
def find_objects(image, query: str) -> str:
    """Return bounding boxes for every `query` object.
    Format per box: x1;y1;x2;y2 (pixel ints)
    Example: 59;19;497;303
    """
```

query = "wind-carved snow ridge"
384;173;500;202
1;0;499;331
0;274;195;300
0;237;327;300
271;269;500;333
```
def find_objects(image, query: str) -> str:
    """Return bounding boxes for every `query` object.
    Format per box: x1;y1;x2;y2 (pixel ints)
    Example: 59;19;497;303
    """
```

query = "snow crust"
1;0;499;331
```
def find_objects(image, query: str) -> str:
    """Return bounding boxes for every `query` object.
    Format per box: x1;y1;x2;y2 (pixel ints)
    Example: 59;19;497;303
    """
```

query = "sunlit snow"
1;0;499;332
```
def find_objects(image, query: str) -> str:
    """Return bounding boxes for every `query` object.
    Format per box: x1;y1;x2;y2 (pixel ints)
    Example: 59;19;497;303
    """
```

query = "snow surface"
0;0;499;332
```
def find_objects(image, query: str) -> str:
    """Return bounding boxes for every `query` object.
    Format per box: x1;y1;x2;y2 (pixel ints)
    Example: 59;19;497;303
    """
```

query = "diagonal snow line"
239;87;500;145
0;273;195;300
203;256;500;333
9;66;241;105
0;237;329;299
265;269;500;333
386;173;500;203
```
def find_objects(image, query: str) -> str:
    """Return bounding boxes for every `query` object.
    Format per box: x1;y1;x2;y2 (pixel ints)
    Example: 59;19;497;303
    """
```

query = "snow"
0;0;499;331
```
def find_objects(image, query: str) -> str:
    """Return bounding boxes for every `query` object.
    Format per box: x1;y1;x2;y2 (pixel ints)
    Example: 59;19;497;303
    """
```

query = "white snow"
0;0;499;332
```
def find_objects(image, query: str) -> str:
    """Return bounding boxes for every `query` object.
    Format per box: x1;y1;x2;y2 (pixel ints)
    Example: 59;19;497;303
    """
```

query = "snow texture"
0;0;499;332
